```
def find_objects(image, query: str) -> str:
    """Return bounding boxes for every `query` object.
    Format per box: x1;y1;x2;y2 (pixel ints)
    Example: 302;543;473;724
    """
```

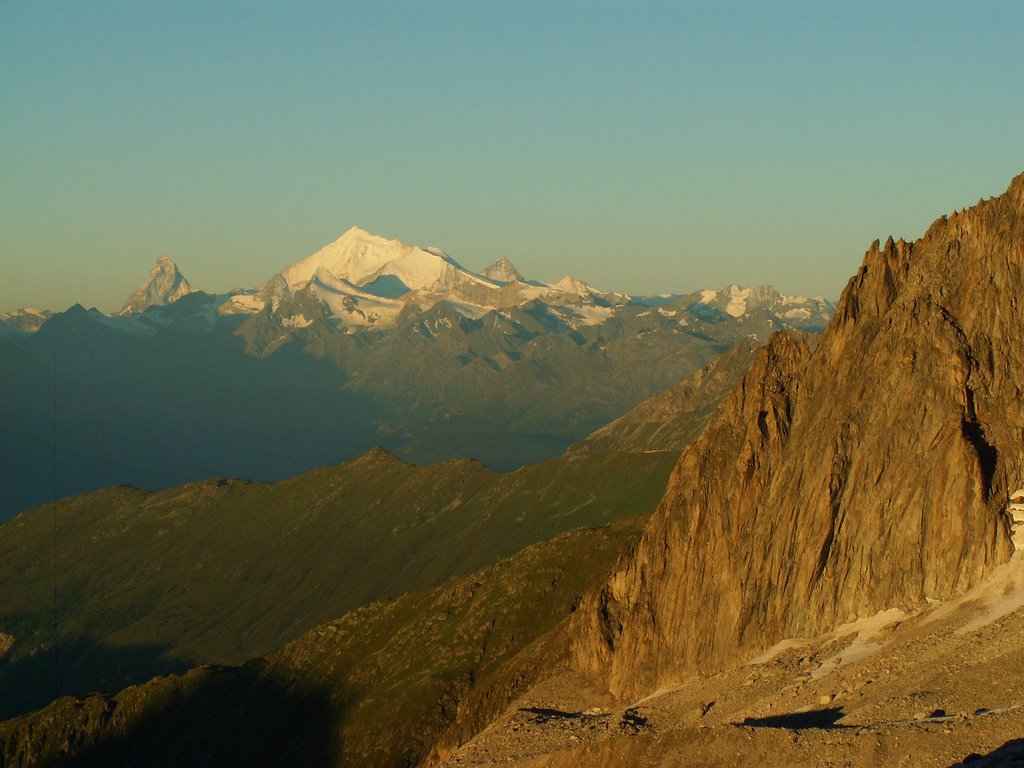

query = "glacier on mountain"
4;227;837;339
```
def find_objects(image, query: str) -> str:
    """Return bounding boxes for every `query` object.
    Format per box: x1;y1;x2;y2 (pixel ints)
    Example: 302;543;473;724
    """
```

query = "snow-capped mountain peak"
277;227;502;301
211;230;835;335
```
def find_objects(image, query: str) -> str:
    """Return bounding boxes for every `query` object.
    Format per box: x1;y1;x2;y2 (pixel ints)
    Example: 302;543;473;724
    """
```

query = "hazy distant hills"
567;337;765;455
0;300;375;523
0;228;833;519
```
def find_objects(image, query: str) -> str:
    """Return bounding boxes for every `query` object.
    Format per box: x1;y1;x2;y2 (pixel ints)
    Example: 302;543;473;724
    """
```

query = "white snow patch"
809;608;908;678
699;289;718;304
283;315;313;329
310;268;405;327
922;552;1024;635
783;308;812;320
744;637;811;666
444;299;490;320
724;285;753;317
743;607;907;674
221;294;266;314
517;284;558;301
566;304;614;326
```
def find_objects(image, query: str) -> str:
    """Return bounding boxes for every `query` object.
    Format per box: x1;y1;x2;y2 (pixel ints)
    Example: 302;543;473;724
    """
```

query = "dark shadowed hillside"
0;449;674;720
0;520;643;768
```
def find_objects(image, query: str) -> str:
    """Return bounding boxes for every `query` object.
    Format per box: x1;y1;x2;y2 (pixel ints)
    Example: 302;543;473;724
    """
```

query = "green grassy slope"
0;449;675;719
0;519;642;768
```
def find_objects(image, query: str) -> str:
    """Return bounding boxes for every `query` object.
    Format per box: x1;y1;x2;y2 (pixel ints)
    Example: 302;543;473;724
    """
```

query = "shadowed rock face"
574;172;1024;697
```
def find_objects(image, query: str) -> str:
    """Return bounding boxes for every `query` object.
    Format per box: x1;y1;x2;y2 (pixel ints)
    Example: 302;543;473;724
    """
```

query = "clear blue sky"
2;1;1022;313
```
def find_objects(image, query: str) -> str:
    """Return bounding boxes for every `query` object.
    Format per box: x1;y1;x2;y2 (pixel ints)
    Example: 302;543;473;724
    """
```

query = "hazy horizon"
3;1;1023;314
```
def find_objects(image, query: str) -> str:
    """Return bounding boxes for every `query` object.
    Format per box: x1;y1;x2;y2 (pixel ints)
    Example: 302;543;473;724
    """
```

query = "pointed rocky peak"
552;275;593;295
572;172;1024;699
347;446;407;469
259;273;290;304
1008;170;1024;207
482;257;523;283
118;256;195;316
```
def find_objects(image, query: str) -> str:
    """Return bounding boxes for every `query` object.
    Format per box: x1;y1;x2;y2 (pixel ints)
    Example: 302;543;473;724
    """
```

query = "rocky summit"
572;171;1024;696
117;255;195;315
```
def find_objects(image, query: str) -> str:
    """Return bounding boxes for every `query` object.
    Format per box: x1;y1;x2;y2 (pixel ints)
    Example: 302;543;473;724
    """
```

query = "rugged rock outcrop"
573;172;1024;697
482;257;524;283
117;255;194;315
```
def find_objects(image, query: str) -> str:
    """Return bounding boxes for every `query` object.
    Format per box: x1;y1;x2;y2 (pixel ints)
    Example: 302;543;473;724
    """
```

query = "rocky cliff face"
573;172;1024;697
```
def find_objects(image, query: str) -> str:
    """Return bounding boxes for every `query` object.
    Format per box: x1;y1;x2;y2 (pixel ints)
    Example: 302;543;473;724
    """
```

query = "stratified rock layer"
574;172;1024;697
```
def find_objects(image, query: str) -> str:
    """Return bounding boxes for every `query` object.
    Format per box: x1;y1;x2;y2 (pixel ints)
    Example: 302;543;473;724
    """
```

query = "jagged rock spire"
118;256;195;315
482;257;523;283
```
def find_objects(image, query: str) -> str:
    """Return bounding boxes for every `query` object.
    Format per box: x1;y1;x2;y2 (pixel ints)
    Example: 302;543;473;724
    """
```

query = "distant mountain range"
4;173;1023;768
0;307;52;334
0;228;834;519
5;226;834;335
